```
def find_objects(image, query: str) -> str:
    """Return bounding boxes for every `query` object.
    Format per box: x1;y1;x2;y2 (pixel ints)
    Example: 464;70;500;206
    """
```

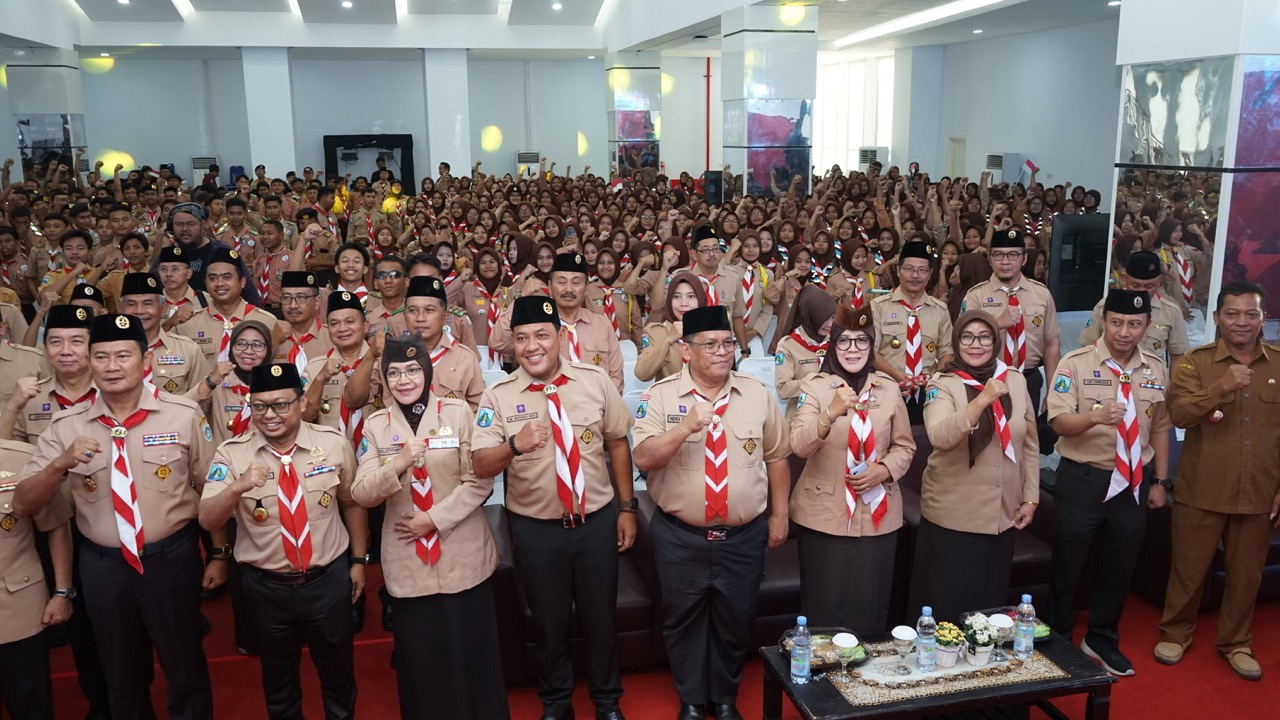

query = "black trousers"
36;521;111;716
391;578;511;720
240;559;356;720
908;518;1015;624
508;506;622;716
0;632;52;720
651;510;767;707
1049;459;1149;648
797;525;897;639
904;390;925;425
79;524;212;720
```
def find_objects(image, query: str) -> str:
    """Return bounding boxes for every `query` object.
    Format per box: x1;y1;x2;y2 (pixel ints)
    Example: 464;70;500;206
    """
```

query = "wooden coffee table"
760;635;1115;720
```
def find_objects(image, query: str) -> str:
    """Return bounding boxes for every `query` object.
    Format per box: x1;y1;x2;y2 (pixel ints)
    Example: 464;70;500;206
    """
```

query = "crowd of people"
0;150;1272;720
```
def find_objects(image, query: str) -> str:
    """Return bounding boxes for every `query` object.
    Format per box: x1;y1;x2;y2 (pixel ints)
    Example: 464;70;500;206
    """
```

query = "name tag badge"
428;437;461;450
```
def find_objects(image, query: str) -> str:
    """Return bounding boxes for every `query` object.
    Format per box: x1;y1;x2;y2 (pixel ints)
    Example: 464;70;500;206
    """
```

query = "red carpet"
49;566;1280;719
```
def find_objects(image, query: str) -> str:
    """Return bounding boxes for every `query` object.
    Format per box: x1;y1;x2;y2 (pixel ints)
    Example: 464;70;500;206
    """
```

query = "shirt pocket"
70;455;112;505
0;492;22;543
303;468;341;519
4;560;43;594
730;423;763;468
154;359;191;393
243;484;279;528
137;446;190;492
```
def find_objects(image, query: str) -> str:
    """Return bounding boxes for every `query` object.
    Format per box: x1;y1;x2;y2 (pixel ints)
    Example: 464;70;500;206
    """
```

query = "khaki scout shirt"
444;305;480;356
252;245;293;307
488;306;624;393
775;327;826;412
635;321;683;383
961;275;1060;369
368;335;484;412
632;368;789;527
1047;341;1172;470
351;396;498;598
872;288;954;377
14;379;97;444
366;298;409;339
0;441;73;645
202;374;250;449
203;423;357;573
1167;340;1280;515
788;372;915;537
731;262;777;339
922;371;1040;535
1078;294;1189;362
149;329;211;400
458;280;510;349
23;390;214;549
175;299;278;367
694;262;744;310
0;342;49;411
273;319;334;368
473;363;632;520
302;344;380;434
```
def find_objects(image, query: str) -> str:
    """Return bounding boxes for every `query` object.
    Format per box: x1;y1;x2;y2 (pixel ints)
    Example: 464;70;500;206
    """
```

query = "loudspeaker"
1048;212;1112;312
703;170;726;206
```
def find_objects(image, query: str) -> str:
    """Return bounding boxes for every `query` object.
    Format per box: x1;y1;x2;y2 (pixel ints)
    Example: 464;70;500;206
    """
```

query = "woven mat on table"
827;641;1068;707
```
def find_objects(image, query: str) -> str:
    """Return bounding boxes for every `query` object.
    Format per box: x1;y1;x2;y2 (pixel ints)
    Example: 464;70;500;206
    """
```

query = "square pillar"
423;49;472;180
605;52;661;178
241;48;296;178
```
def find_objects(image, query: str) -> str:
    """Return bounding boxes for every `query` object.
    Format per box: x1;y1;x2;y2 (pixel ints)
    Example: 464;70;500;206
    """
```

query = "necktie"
409;433;441;565
52;388;97;410
1103;357;1143;502
954;362;1016;462
740;266;757;326
1175;251;1194;306
845;385;888;529
1001;286;1026;371
526;377;585;521
692;390;730;523
96;409;150;574
898;300;924;381
562;321;581;362
599;286;621;340
228;385;252;437
266;444;313;571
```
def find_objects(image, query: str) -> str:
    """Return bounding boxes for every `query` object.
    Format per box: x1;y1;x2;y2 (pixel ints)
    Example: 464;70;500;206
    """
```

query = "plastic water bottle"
916;606;937;672
789;615;811;684
1014;594;1036;659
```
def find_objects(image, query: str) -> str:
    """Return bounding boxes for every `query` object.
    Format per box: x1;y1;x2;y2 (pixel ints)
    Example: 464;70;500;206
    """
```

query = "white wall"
658;56;723;178
935;19;1121;193
0;69;18;167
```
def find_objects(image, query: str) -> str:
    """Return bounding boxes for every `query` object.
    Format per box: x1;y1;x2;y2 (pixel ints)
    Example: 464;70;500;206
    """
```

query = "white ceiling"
188;0;292;11
508;0;604;26
298;0;399;24
409;0;500;14
72;0;184;22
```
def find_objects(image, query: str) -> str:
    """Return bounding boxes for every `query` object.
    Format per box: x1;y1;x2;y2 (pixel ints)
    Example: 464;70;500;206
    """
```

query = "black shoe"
199;613;211;636
1081;638;1135;677
596;710;625;720
709;704;742;720
539;712;574;720
677;705;704;720
351;594;366;634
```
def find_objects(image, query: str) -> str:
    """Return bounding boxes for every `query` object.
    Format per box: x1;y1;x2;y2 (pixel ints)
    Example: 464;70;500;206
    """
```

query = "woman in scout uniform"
775;285;835;419
728;230;775;355
457;247;509;364
351;334;510;720
764;245;812;355
908;310;1040;623
587;248;626;338
635;271;707;383
826;241;878;309
789;303;915;638
198;320;274;447
620;240;660;348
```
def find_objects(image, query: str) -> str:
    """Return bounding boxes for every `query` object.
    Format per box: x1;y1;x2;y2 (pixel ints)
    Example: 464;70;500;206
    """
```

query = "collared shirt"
635;321;684;383
14;378;96;443
0;342;50;412
252;244;293;306
175;299;279;367
1078;294;1189;362
633;367;789;527
302;343;380;432
775;326;826;415
273;319;333;367
731;263;777;336
1167;340;1280;515
872;287;954;376
0;440;72;645
150;329;212;399
961;275;1060;368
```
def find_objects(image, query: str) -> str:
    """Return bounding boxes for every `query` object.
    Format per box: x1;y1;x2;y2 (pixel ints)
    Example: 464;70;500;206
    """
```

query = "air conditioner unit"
857;146;889;172
191;156;218;181
984;153;1025;184
340;151;359;163
376;150;395;162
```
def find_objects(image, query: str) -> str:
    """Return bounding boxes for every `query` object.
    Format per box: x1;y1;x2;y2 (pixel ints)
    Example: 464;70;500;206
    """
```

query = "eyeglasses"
990;251;1024;261
899;265;932;276
696;246;723;255
374;270;404;280
959;334;995;347
684;339;737;354
279;293;317;305
248;398;300;415
640;214;656;220
233;340;267;352
834;335;872;351
385;365;426;382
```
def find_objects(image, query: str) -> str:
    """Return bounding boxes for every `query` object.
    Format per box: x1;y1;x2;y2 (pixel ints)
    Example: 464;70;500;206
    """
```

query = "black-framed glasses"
375;270;404;280
385;366;426;382
233;340;268;352
279;293;318;305
990;251;1024;261
959;333;995;347
834;335;872;351
249;398;301;415
684;339;737;354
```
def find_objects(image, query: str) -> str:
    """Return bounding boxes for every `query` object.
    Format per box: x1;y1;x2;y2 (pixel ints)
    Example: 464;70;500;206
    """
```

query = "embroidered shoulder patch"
641;334;651;349
357;437;370;461
925;386;940;404
1053;374;1072;393
775;352;784;366
476;407;494;428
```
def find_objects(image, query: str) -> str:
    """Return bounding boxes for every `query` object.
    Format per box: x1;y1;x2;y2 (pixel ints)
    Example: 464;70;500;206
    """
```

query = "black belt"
245;558;342;586
1058;457;1116;480
658;508;762;542
81;520;197;560
513;505;610;529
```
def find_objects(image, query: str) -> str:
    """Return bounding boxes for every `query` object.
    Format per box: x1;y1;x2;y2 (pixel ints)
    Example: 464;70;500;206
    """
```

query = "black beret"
990;229;1025;249
1126;251;1162;281
208;247;243;269
327;290;364;315
1104;289;1151;316
157;245;189;265
551;252;588;276
406;275;447;303
70;284;104;305
281;271;317;289
119;272;163;297
691;223;718;246
46;304;93;331
249;362;303;394
510;295;559;329
682;305;732;338
898;242;935;263
90;313;146;346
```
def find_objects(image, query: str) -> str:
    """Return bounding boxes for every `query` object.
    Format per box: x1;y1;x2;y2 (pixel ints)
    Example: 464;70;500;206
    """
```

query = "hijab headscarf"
382;333;433;433
818;312;877;393
780;284;835;343
661;270;708;323
939;311;1010;467
531;240;557;284
474;246;505;295
229;320;273;385
506;232;535;278
595;247;622;286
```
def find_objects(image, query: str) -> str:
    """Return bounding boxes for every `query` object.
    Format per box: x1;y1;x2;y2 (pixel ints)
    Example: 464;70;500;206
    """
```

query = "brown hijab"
939;310;1011;467
949;252;994;320
660;270;707;323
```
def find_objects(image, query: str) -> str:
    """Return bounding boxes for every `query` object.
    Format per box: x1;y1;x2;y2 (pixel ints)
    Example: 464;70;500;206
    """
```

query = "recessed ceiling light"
342;0;352;7
100;52;111;57
552;2;563;10
587;55;596;59
972;28;983;33
1108;1;1121;5
118;0;129;4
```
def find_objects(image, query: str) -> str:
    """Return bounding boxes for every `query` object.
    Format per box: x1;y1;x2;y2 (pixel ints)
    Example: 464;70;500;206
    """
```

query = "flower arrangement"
963;613;994;648
935;622;964;648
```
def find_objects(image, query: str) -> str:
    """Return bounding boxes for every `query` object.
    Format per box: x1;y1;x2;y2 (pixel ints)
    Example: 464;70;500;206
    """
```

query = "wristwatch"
619;497;639;514
508;434;523;457
350;553;371;566
1154;478;1174;491
205;375;218;389
209;545;233;561
55;587;78;600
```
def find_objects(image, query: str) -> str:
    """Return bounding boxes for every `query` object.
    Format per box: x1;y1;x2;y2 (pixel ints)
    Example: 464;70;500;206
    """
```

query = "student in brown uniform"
302;290;376;442
635;271;705;383
728;230;775;356
366;255;410;339
909;310;1040;623
351;334;510;720
199;362;367;720
632;305;791;720
273;271;332;373
1156;281;1280;680
197;320;274;448
15;313;220;720
1047;289;1171;678
175;247;278;368
1078;251;1189;368
0;321;48;410
789;303;915;639
960;229;1061;412
688;224;743;312
458;246;510;364
251;220;294;317
775;285;835;419
472;296;636;720
872;241;954;424
0;439;75;720
118;272;211;399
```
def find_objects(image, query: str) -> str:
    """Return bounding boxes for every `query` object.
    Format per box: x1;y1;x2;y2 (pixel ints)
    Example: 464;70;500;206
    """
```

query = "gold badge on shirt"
310;446;324;457
580;429;593;444
372;395;385;409
0;514;16;532
743;439;757;454
1032;315;1043;327
926;341;937;353
445;392;457;399
83;478;97;492
155;465;171;481
164;379;178;393
319;492;333;508
593;354;603;366
1146;405;1154;418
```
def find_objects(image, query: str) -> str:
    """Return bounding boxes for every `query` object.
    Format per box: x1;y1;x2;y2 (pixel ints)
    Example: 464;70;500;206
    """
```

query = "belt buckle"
561;514;585;528
706;528;727;542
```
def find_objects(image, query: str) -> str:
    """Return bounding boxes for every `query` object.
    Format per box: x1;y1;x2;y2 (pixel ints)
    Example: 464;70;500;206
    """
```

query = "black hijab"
382;333;433;433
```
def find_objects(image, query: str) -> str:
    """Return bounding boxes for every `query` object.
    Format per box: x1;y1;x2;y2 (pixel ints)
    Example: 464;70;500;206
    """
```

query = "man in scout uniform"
632;306;791;720
472;296;636;720
1079;250;1189;368
260;196;299;249
273;271;332;374
302;188;341;284
1047;289;1171;678
406;255;481;355
215;198;260;267
871;241;953;423
689;223;744;312
199;362;367;719
118;272;211;399
14;313;221;720
366;255;410;339
490;253;625;393
157;245;208;330
175;247;279;368
251;220;295;316
961;228;1061;412
346;188;388;245
302;290;377;442
0;321;48;411
1156;281;1280;680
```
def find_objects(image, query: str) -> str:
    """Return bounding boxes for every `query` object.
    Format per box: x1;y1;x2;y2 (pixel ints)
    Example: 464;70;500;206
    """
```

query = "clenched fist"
233;463;270;494
979;378;1008;406
1090;400;1127;427
680;403;716;437
1222;364;1253;392
514;420;551;454
394;439;429;475
59;437;102;472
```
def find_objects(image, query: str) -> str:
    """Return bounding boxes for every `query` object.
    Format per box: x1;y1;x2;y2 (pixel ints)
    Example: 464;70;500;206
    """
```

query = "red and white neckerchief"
96;408;150;574
1001;285;1026;371
409;404;442;565
1024;213;1044;235
211;307;248;362
874;250;885;267
145;207;161;227
228;384;252;437
428;334;454;372
266;444;313;571
364;212;376;242
0;260;10;289
1102;354;1143;502
691;389;731;523
1174;250;1194;306
845;385;888;530
740;265;759;326
257;254;273;302
526;377;585;522
812;261;836;290
474;279;501;362
899;299;925;382
857;222;870;244
788;329;828;357
697;273;720;306
287;320;322;377
953;361;1016;462
562;320;582;362
52;387;97;410
142;336;165;387
846;273;866;309
599;286;621;339
325;349;364;450
227;227;251;254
